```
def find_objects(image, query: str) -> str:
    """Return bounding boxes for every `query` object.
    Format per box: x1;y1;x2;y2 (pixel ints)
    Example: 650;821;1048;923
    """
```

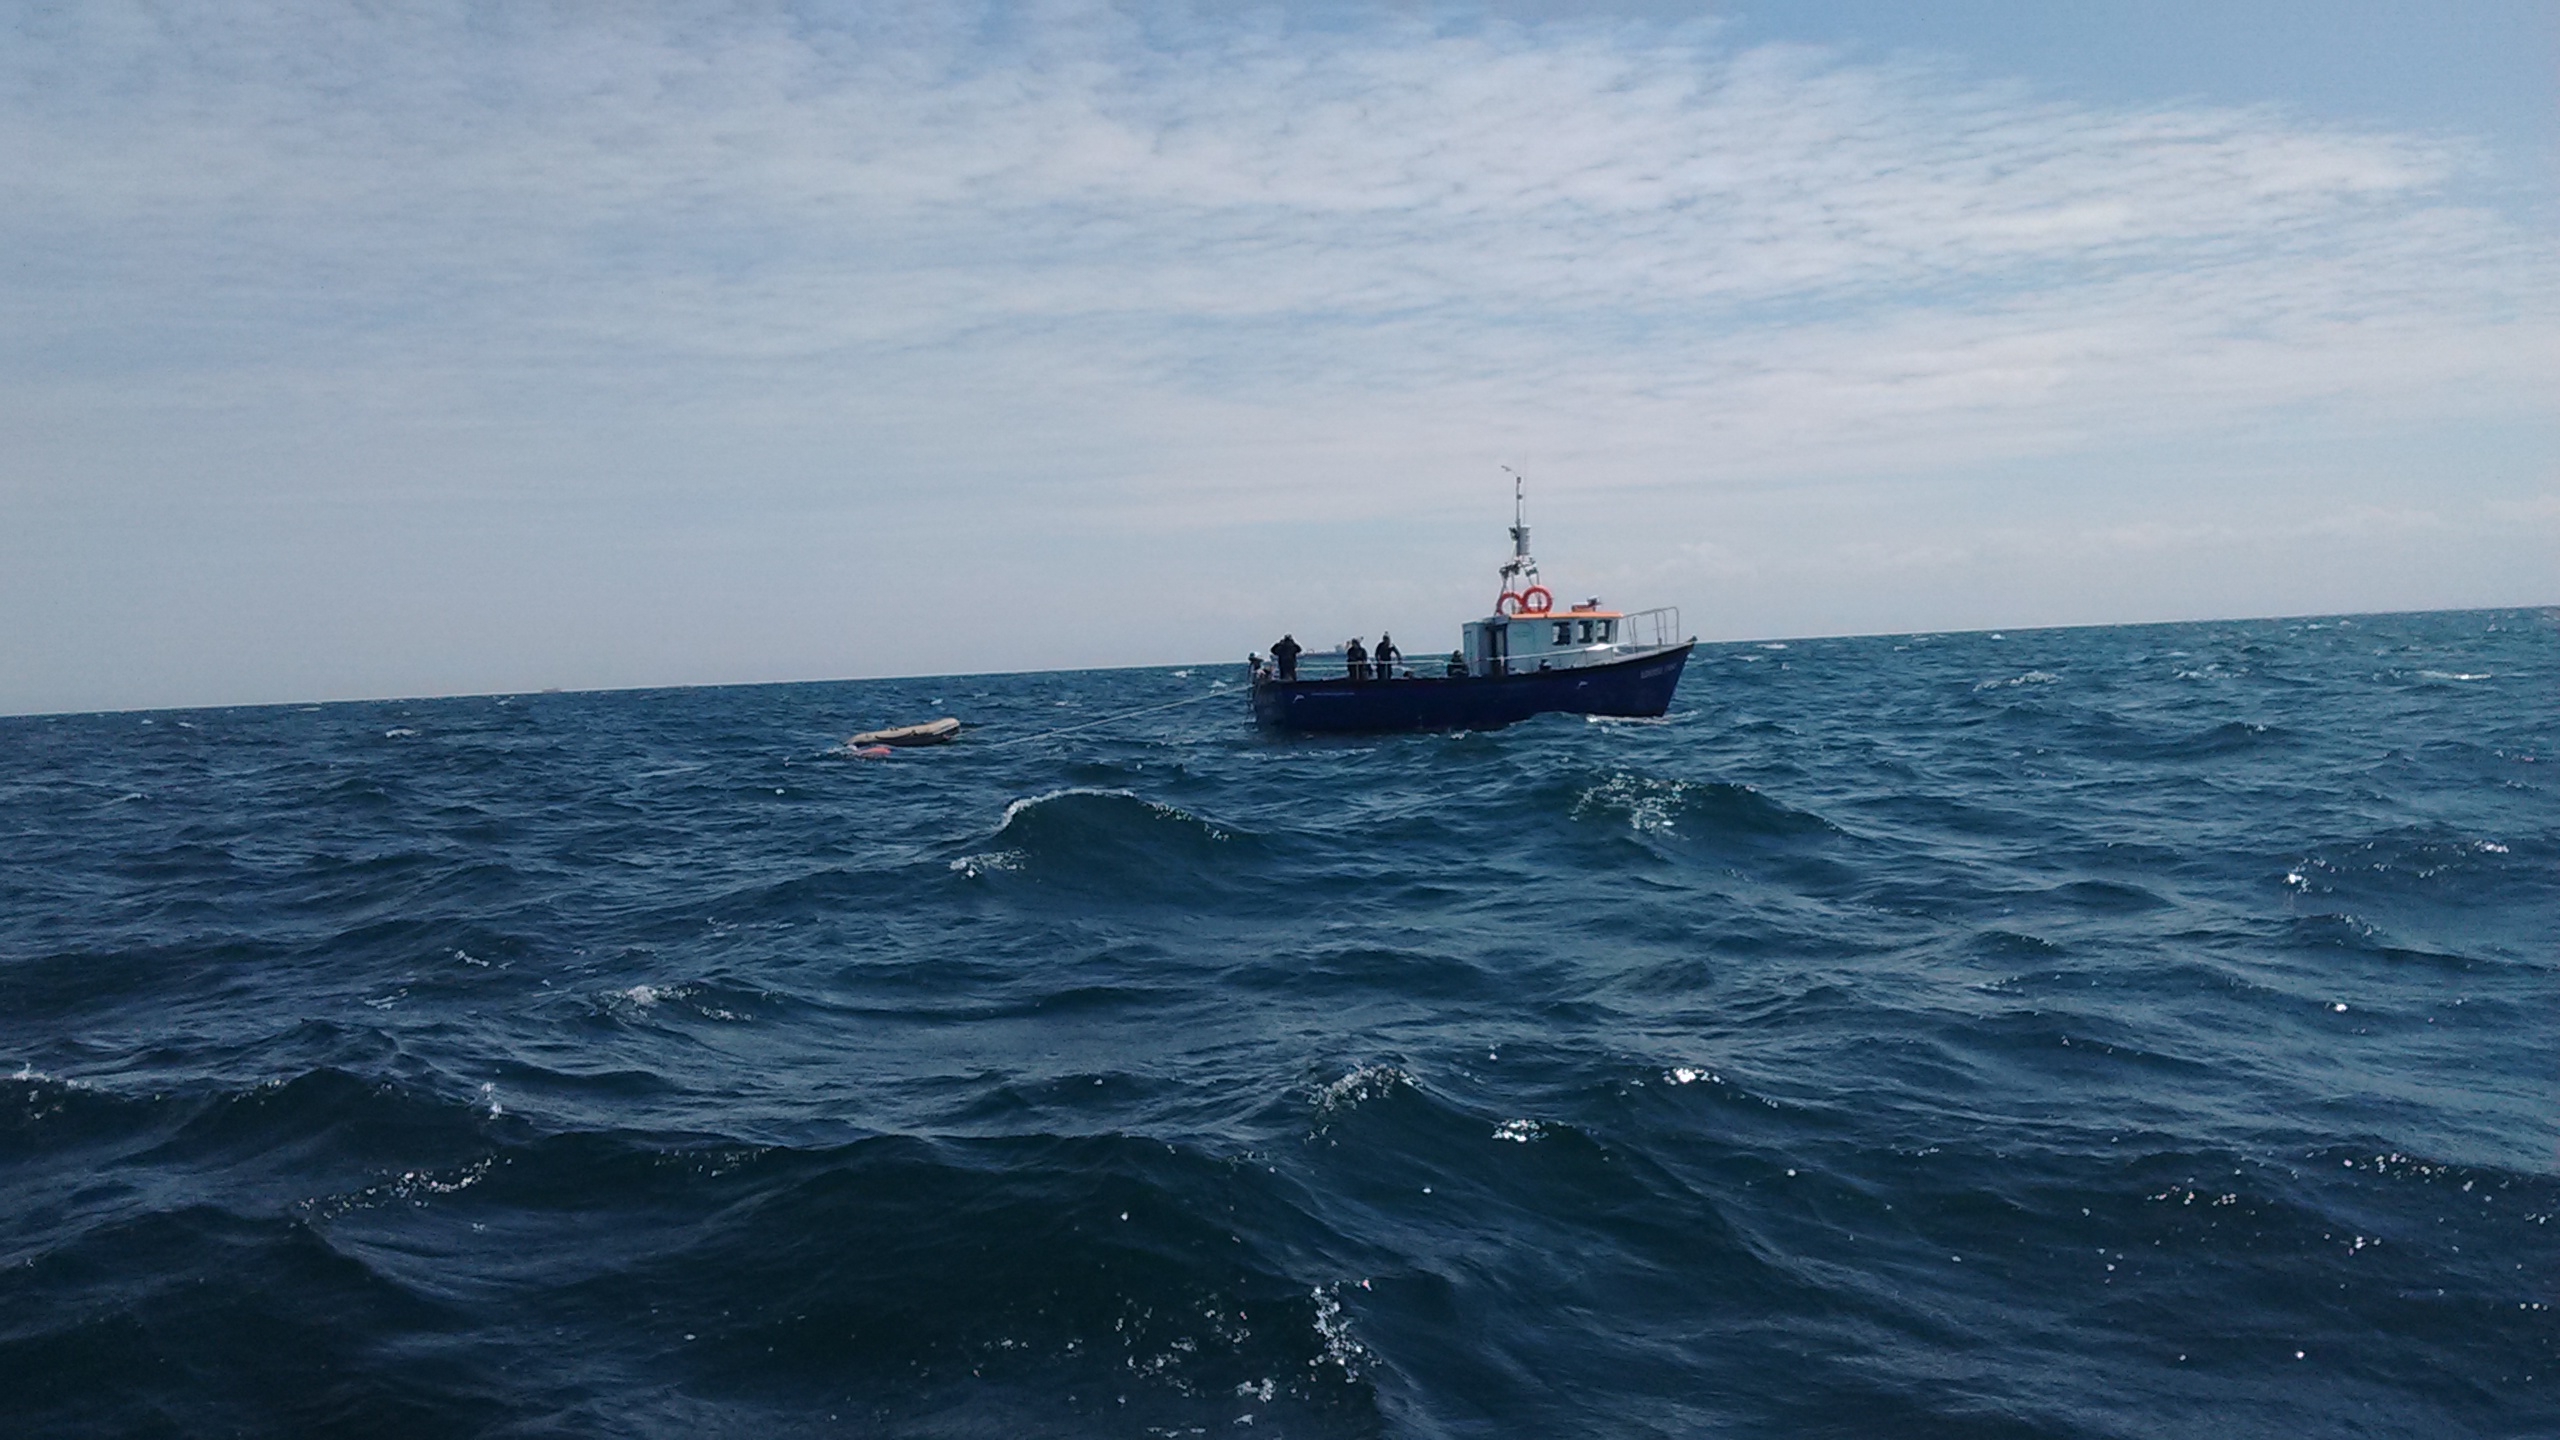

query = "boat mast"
1496;466;1541;611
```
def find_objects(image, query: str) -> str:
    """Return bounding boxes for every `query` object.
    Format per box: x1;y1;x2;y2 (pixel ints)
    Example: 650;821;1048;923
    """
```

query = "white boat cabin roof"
1462;605;1635;668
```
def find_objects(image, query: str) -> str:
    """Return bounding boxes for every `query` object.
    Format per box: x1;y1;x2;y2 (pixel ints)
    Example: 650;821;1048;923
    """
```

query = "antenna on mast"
1501;465;1529;560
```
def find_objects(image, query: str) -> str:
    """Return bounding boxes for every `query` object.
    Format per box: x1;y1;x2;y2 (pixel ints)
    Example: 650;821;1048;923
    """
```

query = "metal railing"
1622;607;1682;649
1252;653;1460;682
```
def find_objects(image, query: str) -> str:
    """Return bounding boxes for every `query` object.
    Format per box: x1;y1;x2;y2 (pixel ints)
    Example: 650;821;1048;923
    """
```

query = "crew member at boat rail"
1270;633;1302;681
1345;637;1369;681
1375;633;1400;679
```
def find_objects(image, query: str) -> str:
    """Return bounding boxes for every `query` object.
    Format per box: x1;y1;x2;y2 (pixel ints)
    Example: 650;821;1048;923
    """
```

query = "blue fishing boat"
1251;478;1695;734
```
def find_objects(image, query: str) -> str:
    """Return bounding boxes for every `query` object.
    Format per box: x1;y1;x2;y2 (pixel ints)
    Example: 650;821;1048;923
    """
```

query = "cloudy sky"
4;0;2554;713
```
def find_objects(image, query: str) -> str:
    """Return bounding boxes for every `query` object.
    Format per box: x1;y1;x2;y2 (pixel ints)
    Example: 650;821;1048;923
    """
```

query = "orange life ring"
1496;591;1527;616
1518;585;1553;615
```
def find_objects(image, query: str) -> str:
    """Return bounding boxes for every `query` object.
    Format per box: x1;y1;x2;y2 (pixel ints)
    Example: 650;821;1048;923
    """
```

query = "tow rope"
980;686;1232;750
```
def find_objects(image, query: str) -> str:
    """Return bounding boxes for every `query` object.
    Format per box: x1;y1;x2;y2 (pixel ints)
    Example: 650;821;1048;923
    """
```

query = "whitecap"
993;787;1229;840
947;850;1024;877
1492;1119;1547;1143
383;727;419;739
303;1157;495;1222
1974;671;2059;691
1314;1062;1410;1116
998;786;1129;826
613;983;683;1012
1309;1283;1366;1381
1573;772;1695;834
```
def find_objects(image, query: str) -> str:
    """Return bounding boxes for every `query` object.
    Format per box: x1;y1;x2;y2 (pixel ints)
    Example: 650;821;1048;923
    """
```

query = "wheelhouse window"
1598;620;1615;642
1576;620;1594;643
1552;622;1571;645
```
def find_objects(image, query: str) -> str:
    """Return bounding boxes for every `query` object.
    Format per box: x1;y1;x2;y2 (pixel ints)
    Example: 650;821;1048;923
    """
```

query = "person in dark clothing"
1344;637;1369;681
1446;650;1467;676
1374;632;1400;679
1270;633;1302;681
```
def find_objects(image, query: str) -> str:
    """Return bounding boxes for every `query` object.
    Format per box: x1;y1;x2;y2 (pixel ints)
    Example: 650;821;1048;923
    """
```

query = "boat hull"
1252;644;1693;734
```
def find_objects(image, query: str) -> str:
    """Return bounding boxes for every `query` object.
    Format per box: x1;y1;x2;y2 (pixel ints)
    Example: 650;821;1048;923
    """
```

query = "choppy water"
3;609;2554;1438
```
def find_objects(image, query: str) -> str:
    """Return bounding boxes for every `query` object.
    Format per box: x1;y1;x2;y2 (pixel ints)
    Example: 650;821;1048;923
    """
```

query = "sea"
2;608;2552;1438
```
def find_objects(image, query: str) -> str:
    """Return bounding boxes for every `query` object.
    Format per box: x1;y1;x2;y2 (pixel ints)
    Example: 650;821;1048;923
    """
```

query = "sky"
3;0;2554;715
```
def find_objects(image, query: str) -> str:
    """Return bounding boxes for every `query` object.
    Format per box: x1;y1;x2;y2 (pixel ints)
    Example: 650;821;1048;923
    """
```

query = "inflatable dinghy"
848;717;961;747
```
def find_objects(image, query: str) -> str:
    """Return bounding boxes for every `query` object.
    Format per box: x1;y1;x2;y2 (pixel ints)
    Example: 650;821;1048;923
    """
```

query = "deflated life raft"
847;717;961;748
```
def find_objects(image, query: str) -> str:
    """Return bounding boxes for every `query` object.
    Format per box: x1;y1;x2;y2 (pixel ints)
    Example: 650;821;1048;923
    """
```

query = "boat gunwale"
1255;641;1693;693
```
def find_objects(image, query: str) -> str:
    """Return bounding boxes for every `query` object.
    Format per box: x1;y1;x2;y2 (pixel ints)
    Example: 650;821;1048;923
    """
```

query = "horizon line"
5;601;2546;723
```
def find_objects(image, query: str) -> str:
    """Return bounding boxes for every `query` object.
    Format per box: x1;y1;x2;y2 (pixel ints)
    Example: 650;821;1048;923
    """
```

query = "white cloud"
0;1;2553;709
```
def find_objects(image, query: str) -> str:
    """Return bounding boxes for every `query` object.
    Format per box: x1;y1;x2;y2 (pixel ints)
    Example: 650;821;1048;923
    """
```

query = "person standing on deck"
1270;633;1302;681
1345;637;1369;681
1374;633;1400;679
